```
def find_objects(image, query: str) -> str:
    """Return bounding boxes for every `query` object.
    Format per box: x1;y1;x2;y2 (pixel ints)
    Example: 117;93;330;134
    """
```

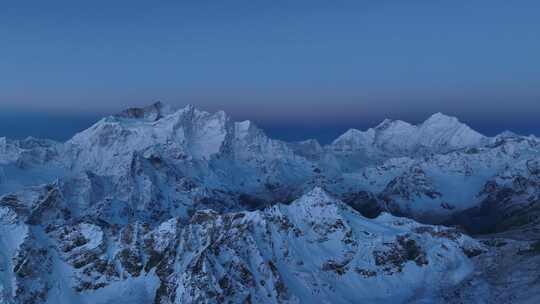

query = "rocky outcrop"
1;103;539;303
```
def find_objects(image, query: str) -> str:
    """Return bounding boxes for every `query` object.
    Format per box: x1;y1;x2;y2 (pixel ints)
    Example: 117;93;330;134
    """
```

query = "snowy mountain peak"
331;128;374;150
65;104;234;173
2;102;539;303
376;118;393;127
499;130;518;137
418;113;486;150
423;112;459;125
333;128;369;142
330;113;486;157
180;103;195;112
115;101;174;121
297;138;322;147
495;130;521;140
336;128;364;139
302;186;334;201
234;120;263;140
63;103;301;176
286;187;350;220
374;118;413;131
420;112;481;139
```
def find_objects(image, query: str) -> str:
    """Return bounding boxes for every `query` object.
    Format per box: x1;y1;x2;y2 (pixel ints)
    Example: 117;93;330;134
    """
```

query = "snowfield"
0;102;539;303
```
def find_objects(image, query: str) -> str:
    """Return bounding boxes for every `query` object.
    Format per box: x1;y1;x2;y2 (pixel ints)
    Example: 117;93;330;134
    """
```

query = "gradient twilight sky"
1;0;539;143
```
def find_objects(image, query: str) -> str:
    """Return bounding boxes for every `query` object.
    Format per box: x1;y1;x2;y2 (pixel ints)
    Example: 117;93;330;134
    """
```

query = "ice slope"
0;137;66;196
2;103;540;222
0;186;481;303
330;113;486;162
1;102;539;303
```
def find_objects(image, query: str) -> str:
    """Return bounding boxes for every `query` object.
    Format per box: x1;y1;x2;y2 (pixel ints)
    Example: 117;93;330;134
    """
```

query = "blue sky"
1;1;539;142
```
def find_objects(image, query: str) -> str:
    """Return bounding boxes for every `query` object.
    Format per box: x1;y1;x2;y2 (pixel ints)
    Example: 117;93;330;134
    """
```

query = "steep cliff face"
1;103;539;303
0;186;480;304
449;157;540;234
3;103;538;221
329;113;486;160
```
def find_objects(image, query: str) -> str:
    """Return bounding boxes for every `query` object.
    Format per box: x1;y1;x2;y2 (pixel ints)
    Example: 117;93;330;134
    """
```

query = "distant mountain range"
1;102;539;303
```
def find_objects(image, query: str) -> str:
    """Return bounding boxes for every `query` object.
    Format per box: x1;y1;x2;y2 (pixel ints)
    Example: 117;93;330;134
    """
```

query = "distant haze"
1;1;539;141
2;103;538;144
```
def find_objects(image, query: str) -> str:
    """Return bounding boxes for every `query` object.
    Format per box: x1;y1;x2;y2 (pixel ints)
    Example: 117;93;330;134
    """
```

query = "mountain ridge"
1;102;539;303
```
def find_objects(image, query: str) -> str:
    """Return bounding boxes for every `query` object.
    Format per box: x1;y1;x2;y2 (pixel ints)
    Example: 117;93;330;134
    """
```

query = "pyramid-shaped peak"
374;118;413;130
420;112;484;136
376;118;393;127
284;187;352;221
339;128;363;138
422;112;460;125
302;187;335;202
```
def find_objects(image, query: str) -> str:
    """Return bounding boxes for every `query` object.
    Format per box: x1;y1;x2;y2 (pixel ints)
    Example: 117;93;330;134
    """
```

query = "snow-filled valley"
1;102;539;303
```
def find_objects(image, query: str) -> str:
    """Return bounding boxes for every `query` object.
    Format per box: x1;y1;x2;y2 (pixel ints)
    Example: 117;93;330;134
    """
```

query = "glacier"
0;102;539;303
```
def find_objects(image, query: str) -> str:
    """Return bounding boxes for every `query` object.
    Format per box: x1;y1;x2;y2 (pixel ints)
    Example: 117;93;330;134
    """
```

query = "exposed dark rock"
117;248;143;277
322;260;349;275
341;191;383;218
373;235;428;273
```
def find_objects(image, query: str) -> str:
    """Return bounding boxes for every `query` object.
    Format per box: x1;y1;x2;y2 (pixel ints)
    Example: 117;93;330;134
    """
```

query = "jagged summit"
331;112;486;155
115;101;175;121
374;118;413;131
109;105;485;150
1;102;540;303
289;138;324;159
299;186;335;202
63;103;302;176
66;103;233;173
423;112;459;125
417;113;486;150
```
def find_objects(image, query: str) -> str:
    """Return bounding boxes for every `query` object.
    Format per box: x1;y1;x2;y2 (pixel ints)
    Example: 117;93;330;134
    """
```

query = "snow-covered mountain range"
1;102;539;303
